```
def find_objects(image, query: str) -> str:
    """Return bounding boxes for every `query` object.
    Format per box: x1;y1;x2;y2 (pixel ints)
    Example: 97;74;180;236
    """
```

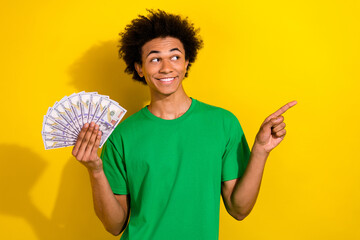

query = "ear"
185;59;189;70
134;62;143;78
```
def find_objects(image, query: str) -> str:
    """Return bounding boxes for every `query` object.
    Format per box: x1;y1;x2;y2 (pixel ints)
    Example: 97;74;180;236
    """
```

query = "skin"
72;123;129;235
221;101;297;220
72;36;297;236
134;37;191;120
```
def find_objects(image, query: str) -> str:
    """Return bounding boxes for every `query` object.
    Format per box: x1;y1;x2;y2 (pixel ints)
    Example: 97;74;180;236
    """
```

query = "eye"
171;56;180;61
151;58;160;62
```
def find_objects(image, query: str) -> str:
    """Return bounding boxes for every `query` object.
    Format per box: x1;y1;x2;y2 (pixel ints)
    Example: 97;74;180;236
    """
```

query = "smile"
158;77;176;82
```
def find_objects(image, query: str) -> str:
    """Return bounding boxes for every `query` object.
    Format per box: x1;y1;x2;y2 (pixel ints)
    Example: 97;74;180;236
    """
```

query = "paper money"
42;92;126;150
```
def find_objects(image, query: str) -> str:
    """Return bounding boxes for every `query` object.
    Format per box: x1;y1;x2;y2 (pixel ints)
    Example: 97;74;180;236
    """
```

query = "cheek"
144;64;158;75
173;61;186;71
176;64;187;74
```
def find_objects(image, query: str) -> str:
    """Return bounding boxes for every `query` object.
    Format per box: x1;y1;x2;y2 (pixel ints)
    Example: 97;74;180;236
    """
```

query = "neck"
148;86;192;120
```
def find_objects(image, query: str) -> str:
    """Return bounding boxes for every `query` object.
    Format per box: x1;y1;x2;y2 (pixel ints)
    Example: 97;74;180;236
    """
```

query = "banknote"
68;94;83;127
58;97;82;132
42;117;78;139
43;114;78;137
53;100;80;134
42;92;127;150
96;101;126;147
43;134;77;142
88;94;108;123
79;92;93;124
43;137;76;150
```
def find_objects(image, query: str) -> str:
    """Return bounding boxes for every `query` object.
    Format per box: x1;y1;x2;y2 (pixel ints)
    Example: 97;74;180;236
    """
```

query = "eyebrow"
146;48;183;58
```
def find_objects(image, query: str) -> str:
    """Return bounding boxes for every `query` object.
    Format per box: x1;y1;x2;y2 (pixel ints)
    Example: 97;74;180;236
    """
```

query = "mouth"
157;77;176;83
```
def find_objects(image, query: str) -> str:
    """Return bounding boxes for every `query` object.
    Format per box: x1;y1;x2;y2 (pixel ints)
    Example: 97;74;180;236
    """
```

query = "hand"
254;101;297;154
72;122;103;173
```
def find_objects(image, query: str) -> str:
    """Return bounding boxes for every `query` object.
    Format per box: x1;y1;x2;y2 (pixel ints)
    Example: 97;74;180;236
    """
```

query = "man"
72;9;296;240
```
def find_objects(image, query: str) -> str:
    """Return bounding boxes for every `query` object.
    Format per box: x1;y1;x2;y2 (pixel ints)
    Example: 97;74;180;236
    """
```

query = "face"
135;37;189;98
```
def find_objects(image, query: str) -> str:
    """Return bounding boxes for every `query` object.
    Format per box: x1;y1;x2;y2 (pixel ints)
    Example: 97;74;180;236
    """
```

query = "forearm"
88;169;127;235
229;101;296;219
230;143;269;218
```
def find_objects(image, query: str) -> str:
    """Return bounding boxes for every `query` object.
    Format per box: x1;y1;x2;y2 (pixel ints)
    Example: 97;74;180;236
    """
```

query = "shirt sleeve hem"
112;188;129;195
221;173;242;182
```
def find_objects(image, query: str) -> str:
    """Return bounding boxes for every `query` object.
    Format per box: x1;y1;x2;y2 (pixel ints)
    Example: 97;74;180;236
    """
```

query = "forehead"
141;37;185;57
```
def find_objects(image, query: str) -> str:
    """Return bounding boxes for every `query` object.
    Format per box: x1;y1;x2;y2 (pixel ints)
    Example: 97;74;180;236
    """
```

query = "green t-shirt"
101;98;250;240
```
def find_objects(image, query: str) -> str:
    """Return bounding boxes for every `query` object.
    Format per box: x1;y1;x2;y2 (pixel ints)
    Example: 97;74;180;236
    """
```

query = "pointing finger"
265;100;297;123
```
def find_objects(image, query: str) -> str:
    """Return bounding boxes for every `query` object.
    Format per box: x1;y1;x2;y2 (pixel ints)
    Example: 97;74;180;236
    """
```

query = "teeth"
159;77;174;82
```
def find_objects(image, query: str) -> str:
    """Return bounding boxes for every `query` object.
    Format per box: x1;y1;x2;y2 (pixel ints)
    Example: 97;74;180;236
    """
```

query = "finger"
272;122;286;133
273;129;286;138
77;122;96;160
72;123;89;156
90;130;102;157
265;101;297;122
263;115;283;129
261;117;281;134
83;124;100;160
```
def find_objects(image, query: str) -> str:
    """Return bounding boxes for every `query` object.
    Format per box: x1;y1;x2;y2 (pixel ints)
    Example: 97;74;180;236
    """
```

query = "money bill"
58;97;82;132
42;91;126;150
96;101;127;147
44;110;79;136
88;94;109;123
42;119;78;139
51;103;80;134
43;137;76;150
68;94;83;128
42;132;77;141
43;135;77;142
79;92;97;124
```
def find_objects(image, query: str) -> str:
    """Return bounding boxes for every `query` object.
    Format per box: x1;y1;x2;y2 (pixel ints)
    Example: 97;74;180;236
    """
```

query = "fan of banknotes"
42;91;127;150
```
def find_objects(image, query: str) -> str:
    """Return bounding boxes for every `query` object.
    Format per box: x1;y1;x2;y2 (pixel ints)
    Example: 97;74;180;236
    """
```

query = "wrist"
87;167;105;179
251;142;270;159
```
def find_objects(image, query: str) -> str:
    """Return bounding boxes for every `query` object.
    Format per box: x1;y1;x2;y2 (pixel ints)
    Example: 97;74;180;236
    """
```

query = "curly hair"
118;9;204;84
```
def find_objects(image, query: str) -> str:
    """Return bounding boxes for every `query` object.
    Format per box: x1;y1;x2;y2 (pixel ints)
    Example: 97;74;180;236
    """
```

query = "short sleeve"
221;114;251;182
101;136;129;194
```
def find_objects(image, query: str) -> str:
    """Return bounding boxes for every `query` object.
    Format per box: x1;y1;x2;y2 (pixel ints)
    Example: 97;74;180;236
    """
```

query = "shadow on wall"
0;144;54;239
68;40;150;118
0;42;150;239
63;40;148;238
0;144;120;239
1;42;147;239
51;157;117;240
54;40;149;238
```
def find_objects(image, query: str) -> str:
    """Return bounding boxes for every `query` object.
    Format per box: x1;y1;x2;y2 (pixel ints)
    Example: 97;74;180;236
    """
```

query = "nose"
159;59;173;74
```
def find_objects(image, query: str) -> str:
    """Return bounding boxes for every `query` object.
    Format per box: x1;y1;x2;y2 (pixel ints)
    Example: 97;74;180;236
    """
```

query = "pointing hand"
254;101;297;154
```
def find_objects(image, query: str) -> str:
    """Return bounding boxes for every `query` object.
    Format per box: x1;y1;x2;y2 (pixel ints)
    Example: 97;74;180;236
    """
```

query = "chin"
157;90;178;97
153;86;181;97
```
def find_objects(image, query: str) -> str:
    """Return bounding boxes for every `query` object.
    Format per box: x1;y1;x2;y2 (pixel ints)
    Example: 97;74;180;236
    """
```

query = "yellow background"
1;0;359;239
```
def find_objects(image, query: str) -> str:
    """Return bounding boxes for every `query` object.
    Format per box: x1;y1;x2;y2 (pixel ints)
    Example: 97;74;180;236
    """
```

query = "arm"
221;143;268;220
221;101;297;220
88;170;130;235
72;122;130;235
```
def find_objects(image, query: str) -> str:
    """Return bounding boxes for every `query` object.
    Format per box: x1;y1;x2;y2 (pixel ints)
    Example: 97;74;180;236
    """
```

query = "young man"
72;10;296;240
